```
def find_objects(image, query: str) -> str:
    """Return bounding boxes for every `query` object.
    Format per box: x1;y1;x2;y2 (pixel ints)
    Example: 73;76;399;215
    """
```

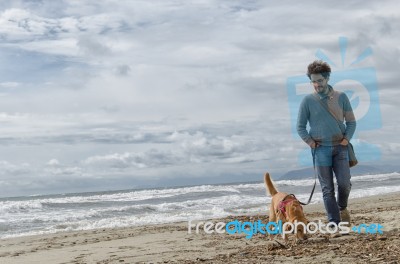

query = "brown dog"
264;172;308;241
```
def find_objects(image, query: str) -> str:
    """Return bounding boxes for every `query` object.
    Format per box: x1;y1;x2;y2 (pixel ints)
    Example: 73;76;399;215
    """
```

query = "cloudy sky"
0;0;399;197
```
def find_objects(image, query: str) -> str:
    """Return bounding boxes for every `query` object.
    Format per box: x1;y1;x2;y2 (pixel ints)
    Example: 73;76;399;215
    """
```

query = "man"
297;60;356;227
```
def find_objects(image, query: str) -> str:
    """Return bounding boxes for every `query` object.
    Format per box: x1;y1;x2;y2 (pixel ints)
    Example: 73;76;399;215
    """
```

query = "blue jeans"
313;145;352;224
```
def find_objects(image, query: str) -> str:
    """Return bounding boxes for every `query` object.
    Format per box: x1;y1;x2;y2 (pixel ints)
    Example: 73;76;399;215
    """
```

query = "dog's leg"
268;206;277;240
273;212;290;244
280;216;289;243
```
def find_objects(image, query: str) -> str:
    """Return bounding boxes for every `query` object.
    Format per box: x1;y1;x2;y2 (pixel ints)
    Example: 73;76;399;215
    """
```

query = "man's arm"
296;97;316;147
341;93;356;141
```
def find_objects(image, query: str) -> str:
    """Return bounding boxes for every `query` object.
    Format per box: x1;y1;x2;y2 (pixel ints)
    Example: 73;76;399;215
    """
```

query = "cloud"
44;165;83;177
115;65;130;76
0;160;31;176
47;159;60;166
77;35;112;57
0;82;20;88
0;0;399;196
177;131;262;162
82;129;269;170
84;149;181;169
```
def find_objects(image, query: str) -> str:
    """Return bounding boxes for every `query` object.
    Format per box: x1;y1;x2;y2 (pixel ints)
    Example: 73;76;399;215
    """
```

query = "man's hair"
306;60;331;79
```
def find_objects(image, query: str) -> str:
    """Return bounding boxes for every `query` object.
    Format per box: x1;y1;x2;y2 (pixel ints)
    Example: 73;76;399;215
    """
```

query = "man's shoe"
327;225;342;238
340;209;351;236
340;208;351;224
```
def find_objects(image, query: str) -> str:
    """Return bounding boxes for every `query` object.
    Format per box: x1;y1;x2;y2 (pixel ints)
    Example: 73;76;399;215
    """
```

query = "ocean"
1;172;399;239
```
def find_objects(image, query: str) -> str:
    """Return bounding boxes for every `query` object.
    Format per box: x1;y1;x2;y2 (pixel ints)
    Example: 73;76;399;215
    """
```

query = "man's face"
310;73;329;94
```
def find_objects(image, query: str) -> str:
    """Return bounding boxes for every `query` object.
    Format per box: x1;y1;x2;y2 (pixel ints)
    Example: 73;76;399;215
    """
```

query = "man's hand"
310;141;319;149
340;138;349;146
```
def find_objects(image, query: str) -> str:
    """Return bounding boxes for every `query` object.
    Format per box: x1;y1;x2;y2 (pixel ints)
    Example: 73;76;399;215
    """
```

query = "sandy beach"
1;192;399;264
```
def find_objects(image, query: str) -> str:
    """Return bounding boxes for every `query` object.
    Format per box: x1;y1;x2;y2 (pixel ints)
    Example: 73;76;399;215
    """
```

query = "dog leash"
299;147;317;206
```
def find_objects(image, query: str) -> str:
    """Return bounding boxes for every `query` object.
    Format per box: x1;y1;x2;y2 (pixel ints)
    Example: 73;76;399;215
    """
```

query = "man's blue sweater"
297;87;356;146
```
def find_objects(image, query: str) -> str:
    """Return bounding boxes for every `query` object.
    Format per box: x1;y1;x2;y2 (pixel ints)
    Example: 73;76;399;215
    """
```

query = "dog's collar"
278;194;303;219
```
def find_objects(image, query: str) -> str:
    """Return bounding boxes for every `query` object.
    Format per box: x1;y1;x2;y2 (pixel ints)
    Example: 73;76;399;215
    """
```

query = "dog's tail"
264;172;278;196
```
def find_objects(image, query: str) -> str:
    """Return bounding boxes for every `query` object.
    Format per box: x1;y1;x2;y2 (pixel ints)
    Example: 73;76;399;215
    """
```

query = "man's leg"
333;145;352;215
315;146;341;224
